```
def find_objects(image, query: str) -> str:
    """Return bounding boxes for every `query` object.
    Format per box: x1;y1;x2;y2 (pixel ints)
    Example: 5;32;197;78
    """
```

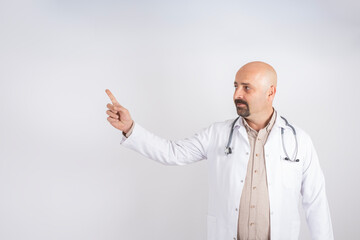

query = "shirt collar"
234;108;286;130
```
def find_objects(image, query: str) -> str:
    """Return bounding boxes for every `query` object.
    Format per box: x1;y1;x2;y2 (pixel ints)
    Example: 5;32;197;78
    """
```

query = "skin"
233;61;277;131
105;89;134;133
106;61;277;133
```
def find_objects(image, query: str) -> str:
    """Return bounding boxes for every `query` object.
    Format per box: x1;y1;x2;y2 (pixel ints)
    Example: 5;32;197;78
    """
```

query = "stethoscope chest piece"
225;147;232;155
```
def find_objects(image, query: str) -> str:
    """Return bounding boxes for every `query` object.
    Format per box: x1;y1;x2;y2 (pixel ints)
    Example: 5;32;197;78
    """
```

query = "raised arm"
105;89;213;166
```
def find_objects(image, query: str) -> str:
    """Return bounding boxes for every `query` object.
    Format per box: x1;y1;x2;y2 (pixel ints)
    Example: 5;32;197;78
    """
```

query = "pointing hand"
105;89;134;133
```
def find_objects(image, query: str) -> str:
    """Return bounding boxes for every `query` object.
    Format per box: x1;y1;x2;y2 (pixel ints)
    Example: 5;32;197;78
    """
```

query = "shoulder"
196;118;238;137
210;117;238;130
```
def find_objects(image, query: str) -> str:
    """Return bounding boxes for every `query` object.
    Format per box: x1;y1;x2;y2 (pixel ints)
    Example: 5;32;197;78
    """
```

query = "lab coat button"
241;180;244;183
246;152;249;155
270;211;274;215
233;237;236;240
235;208;238;211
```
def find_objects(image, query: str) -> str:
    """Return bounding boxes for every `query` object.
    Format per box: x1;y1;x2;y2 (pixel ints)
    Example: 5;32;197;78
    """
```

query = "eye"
245;86;250;90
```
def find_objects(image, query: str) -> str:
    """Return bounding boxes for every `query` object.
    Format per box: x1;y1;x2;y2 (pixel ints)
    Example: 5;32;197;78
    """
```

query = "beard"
235;99;250;117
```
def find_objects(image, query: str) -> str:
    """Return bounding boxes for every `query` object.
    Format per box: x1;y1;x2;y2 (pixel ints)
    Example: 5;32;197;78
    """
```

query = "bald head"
236;61;277;91
233;61;277;123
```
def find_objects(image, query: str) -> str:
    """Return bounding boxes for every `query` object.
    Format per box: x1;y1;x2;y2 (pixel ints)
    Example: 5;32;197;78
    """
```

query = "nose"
234;87;245;99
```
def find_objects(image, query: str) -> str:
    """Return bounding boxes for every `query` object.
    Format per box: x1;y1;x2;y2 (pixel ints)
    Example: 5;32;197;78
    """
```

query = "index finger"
105;89;120;106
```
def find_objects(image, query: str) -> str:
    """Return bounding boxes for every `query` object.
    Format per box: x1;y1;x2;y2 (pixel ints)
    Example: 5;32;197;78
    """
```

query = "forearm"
120;122;210;166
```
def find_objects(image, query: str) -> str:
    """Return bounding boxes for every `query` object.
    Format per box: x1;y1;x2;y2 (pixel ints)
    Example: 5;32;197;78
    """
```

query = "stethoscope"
224;116;299;162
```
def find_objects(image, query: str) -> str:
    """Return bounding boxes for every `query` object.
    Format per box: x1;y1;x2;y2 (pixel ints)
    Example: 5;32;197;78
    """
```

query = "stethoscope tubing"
225;115;299;162
225;116;240;155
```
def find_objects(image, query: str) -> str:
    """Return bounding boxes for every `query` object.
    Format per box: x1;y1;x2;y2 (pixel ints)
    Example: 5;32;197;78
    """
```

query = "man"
105;61;333;240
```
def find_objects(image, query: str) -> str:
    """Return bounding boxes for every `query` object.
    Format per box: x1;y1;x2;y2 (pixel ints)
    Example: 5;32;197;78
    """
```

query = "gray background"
1;0;359;239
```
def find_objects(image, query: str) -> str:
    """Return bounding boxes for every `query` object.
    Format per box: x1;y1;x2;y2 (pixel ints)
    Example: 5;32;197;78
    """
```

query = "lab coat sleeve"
119;121;213;166
301;136;334;240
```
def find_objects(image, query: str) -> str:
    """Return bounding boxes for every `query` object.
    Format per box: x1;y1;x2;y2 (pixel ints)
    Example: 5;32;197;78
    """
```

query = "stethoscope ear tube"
284;157;300;162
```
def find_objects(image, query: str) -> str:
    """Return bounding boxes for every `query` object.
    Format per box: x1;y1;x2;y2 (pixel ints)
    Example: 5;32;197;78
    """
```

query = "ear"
268;85;276;99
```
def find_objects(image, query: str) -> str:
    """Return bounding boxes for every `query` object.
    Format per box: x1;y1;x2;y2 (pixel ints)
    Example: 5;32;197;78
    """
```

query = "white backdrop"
1;0;359;239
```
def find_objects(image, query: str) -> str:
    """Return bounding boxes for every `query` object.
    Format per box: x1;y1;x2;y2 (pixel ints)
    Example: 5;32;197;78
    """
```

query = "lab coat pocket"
281;155;302;190
206;214;217;240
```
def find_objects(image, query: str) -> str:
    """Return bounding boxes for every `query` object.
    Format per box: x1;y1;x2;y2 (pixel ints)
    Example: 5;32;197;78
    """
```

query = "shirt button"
250;205;255;208
252;186;256;190
250;222;254;226
254;170;257;173
255;153;258;157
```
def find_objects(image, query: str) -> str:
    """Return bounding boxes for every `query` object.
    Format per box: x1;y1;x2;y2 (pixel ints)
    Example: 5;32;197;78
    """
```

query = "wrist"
123;121;134;136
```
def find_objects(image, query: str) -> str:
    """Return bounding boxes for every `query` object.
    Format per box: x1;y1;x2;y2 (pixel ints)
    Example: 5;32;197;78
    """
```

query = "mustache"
235;99;248;106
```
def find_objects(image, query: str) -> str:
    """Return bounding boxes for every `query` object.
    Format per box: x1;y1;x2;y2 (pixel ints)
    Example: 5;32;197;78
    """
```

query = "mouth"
236;103;246;107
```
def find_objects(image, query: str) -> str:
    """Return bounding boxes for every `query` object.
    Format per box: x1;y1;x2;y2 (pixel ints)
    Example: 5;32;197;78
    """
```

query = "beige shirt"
237;109;277;240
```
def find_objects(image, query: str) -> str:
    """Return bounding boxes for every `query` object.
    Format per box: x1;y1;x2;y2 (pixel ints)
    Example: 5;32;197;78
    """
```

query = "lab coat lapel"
235;117;250;147
238;125;250;147
264;112;286;187
264;125;282;181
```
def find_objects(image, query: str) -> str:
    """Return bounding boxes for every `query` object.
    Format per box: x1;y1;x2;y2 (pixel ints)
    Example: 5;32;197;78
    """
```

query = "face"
233;69;270;118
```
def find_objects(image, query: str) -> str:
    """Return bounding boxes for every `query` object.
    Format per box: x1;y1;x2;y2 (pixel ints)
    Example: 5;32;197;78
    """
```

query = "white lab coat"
120;111;333;240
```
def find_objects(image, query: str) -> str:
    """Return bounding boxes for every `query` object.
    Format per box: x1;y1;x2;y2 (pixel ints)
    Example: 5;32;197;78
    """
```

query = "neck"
244;107;275;131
